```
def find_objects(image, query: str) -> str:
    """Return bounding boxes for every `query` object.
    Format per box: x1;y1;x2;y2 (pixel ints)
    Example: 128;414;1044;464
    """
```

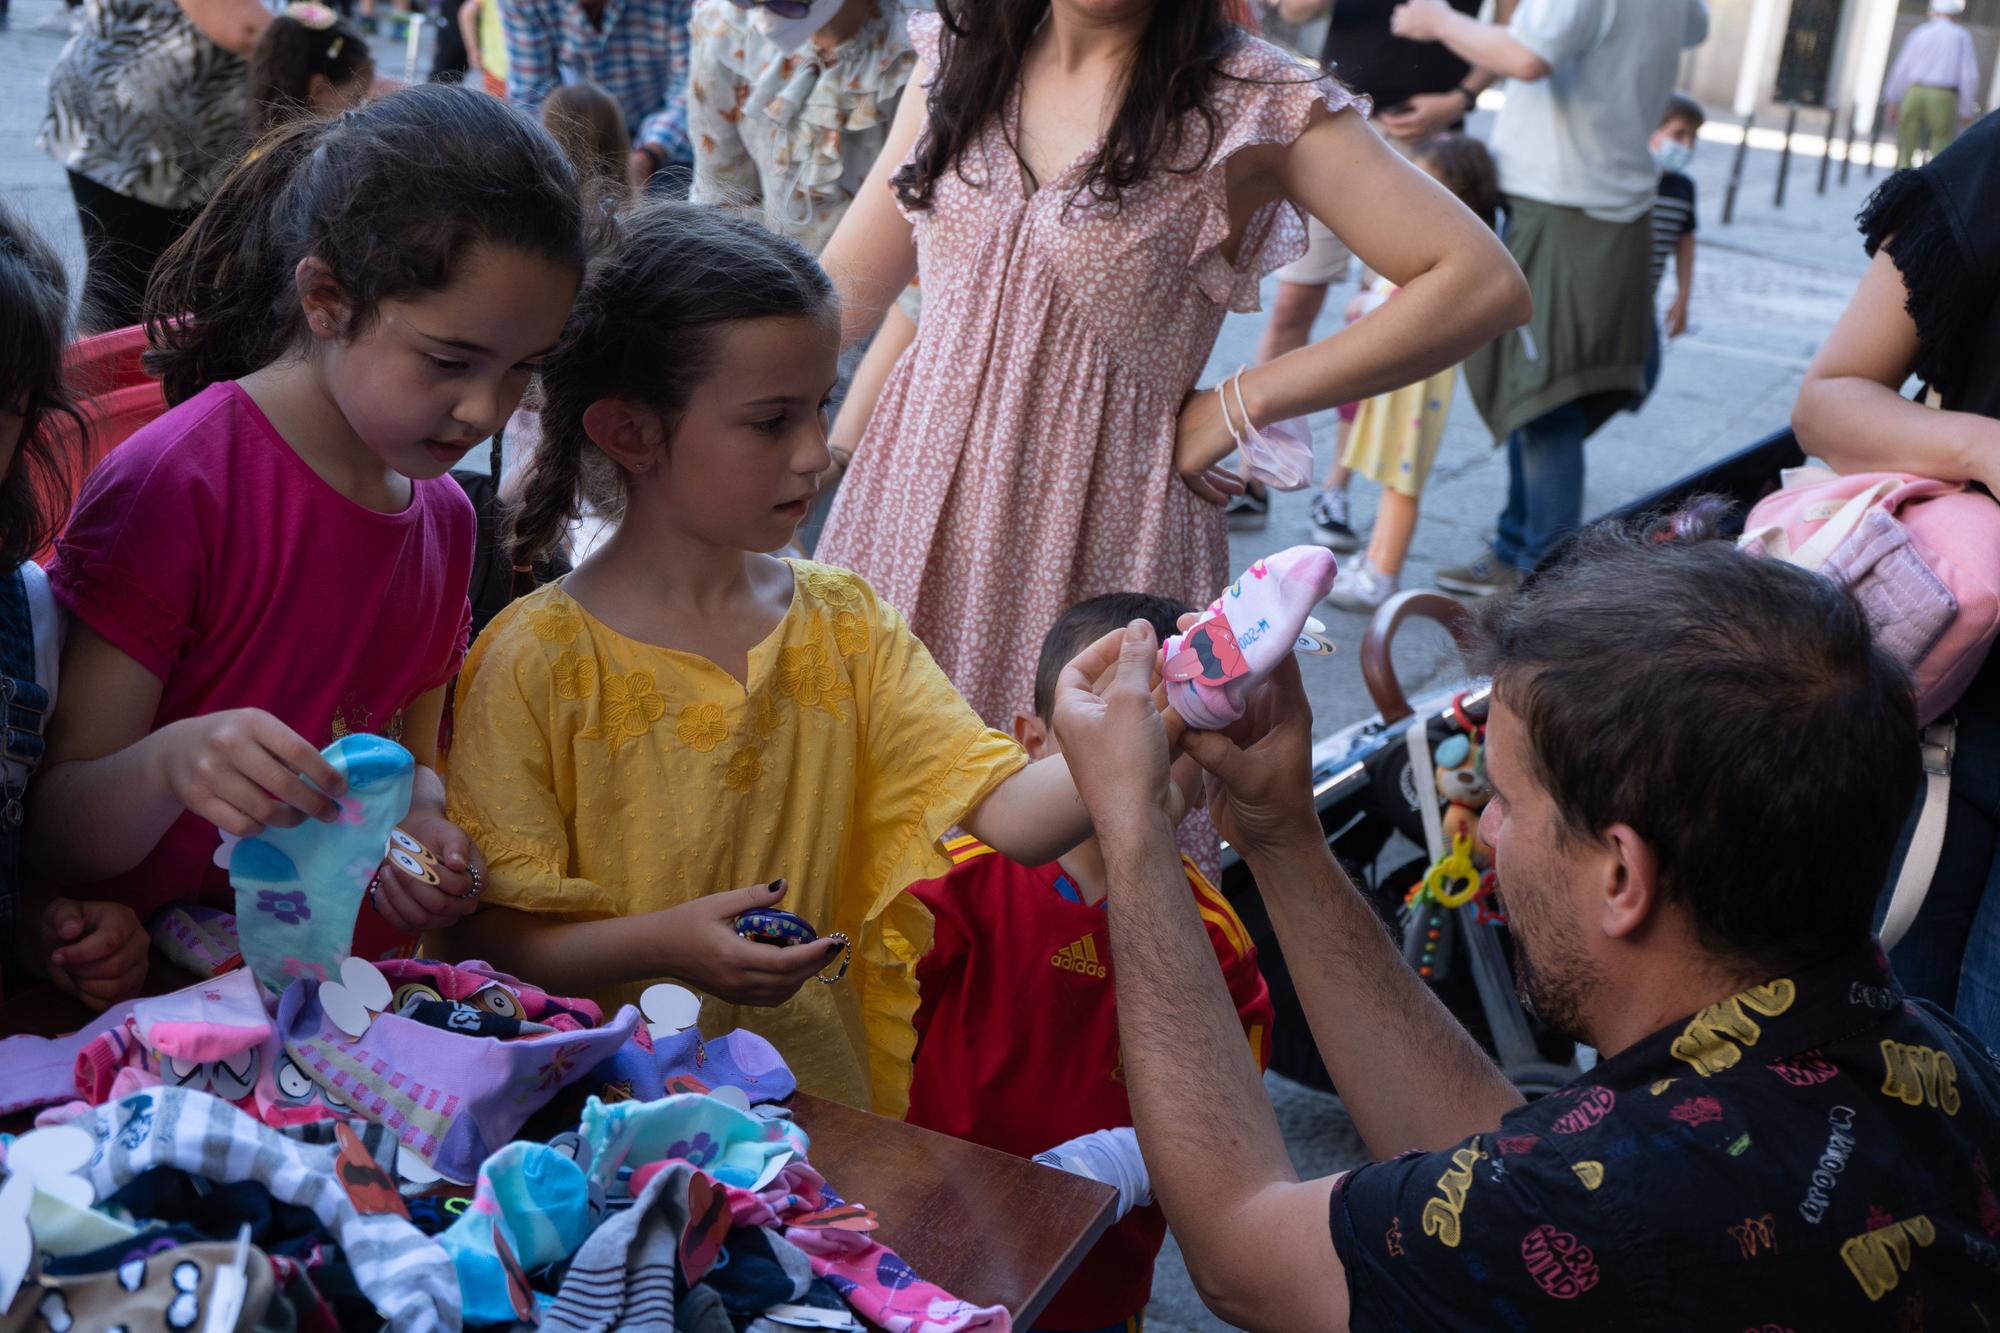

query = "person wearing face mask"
1642;92;1702;401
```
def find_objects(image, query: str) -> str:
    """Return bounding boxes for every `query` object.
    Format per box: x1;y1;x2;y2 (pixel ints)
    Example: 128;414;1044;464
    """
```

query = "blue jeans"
1491;400;1591;572
1878;661;2000;1049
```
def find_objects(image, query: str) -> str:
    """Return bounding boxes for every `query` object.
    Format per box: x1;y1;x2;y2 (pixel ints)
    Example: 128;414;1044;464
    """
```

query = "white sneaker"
1324;558;1398;612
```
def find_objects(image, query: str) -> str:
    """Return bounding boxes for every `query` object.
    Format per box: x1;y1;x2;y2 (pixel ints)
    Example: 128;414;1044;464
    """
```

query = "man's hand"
1052;622;1175;833
1379;90;1469;140
1180;656;1321;860
1389;0;1454;41
1666;294;1690;339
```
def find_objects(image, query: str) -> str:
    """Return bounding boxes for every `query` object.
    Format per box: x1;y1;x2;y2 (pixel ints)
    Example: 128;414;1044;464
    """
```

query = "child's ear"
1012;712;1051;759
295;257;354;342
583;399;665;473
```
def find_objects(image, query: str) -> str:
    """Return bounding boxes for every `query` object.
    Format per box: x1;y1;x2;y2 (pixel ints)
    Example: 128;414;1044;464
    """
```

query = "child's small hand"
41;898;149;1010
158;709;346;837
1667;296;1690;339
657;881;846;1007
372;812;486;935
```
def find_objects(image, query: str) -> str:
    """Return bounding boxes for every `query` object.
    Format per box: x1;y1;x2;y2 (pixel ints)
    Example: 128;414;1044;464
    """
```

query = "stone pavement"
0;12;1882;1324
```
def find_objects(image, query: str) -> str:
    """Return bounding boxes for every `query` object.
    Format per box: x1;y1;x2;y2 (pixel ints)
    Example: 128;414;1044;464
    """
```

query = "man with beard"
1050;520;2000;1331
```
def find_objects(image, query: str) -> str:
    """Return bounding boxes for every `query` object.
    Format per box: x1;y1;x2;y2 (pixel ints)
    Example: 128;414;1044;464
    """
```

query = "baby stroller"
1225;426;1809;1099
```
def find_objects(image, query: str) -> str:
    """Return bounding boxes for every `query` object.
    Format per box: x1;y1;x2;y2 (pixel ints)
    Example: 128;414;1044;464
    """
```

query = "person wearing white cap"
1885;0;1982;167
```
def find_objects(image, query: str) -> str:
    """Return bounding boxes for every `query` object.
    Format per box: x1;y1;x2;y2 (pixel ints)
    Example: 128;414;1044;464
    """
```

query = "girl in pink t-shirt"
28;86;586;957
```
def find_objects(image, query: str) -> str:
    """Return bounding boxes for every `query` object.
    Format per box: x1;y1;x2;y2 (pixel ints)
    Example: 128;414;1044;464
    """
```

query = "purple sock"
275;977;641;1182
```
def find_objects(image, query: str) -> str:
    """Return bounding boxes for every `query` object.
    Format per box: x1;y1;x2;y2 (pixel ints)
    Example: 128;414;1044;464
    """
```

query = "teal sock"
439;1140;591;1325
229;734;414;997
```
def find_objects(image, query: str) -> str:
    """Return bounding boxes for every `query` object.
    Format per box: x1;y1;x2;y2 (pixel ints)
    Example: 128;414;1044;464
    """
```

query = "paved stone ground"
0;11;1880;1323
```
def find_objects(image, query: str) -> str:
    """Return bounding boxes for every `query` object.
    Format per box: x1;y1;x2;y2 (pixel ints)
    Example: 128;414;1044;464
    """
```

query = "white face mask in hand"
746;0;846;52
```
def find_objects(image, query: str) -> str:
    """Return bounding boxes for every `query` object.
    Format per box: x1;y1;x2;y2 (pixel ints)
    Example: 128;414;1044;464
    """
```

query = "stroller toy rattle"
731;906;852;984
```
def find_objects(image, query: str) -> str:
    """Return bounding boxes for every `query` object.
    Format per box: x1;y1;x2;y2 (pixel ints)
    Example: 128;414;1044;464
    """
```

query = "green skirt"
1464;194;1655;443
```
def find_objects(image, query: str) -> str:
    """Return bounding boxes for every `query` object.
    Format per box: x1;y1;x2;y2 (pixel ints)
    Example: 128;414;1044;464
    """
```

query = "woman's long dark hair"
146;85;586;406
892;0;1243;212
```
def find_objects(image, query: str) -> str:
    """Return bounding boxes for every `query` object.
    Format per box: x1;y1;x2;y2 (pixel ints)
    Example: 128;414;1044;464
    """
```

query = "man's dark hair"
1660;91;1707;133
1034;592;1193;722
1463;517;1919;975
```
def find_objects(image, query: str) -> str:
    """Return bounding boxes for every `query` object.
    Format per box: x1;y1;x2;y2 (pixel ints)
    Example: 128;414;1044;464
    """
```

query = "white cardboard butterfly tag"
320;957;394;1038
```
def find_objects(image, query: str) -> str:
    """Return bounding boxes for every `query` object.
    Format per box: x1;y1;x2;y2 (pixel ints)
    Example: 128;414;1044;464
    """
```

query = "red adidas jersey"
906;836;1273;1331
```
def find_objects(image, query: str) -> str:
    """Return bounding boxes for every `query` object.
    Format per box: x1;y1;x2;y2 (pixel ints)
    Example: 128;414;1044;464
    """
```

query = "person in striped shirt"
905;591;1274;1333
500;0;693;193
1644;92;1702;399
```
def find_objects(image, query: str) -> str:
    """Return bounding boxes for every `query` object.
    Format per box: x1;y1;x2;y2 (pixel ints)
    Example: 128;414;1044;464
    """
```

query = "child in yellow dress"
1323;135;1501;612
444;202;1165;1115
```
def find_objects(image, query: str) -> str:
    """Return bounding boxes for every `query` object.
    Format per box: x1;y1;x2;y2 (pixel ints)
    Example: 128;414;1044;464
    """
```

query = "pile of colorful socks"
0;734;1013;1331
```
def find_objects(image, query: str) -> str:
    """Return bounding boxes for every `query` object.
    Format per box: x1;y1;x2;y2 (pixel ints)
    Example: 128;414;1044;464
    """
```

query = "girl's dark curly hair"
0;204;87;574
146;84;586;406
893;1;1252;213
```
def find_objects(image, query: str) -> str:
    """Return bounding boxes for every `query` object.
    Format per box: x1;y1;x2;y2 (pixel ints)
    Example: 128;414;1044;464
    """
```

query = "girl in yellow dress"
444;201;1156;1115
1324;135;1501;612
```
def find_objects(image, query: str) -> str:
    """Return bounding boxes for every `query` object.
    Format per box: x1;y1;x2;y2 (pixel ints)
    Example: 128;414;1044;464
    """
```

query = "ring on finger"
459;865;484;902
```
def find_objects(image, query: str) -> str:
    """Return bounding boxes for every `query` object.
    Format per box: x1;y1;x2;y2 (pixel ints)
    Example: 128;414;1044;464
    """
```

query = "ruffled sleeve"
1859;112;2000;407
814;561;1025;1114
905;8;942;82
1189;38;1369;311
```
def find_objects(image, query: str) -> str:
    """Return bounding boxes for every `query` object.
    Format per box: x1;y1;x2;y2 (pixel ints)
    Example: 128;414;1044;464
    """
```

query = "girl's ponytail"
249;8;374;136
143;84;585;409
145;116;329;406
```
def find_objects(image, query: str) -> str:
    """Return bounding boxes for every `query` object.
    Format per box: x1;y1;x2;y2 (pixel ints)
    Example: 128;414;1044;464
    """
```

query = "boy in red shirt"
906;593;1274;1333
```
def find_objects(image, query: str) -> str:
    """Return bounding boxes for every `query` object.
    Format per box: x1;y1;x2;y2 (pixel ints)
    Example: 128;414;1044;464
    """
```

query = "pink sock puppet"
1163;546;1337;731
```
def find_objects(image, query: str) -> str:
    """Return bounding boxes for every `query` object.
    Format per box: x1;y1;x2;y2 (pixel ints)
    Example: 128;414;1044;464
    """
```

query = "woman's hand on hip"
1174;388;1246;506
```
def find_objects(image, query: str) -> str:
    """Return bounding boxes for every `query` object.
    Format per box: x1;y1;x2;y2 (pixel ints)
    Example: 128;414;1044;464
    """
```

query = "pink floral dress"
817;14;1362;725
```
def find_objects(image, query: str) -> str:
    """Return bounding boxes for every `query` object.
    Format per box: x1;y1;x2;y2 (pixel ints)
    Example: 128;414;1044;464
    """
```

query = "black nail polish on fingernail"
770;878;786;894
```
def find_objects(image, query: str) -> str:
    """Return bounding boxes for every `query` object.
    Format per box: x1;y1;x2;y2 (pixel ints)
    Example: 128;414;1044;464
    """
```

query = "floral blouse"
687;0;917;254
444;562;1024;1115
41;0;251;211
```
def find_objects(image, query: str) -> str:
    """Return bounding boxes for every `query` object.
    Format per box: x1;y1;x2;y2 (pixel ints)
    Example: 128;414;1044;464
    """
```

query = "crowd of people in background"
7;0;2000;1328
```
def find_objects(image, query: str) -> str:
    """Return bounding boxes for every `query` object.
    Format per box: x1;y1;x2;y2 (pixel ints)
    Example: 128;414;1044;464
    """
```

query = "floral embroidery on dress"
553;650;599;702
803;568;862;611
751;691;782;740
677;702;729;752
831;608;870;659
528;600;585;647
775;636;850;716
724;744;764;793
582;669;669;751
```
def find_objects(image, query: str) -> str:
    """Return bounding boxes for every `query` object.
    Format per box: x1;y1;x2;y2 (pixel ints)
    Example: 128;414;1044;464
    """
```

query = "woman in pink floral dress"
817;0;1527;728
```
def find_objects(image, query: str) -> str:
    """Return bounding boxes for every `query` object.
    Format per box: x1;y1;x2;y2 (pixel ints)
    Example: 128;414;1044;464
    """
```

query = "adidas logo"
1051;933;1107;979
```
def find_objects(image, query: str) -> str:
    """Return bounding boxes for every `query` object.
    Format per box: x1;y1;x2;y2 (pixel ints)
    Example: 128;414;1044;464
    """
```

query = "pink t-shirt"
50;381;476;919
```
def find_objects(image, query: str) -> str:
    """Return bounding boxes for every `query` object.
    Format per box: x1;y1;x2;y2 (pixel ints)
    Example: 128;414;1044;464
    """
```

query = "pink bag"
1738;467;2000;725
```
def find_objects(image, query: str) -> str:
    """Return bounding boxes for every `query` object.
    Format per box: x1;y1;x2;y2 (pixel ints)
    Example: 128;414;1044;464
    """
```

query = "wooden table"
2;986;1115;1329
788;1092;1117;1326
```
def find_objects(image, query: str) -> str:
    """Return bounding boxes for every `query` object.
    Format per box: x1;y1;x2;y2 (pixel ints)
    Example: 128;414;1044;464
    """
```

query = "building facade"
1681;0;1997;130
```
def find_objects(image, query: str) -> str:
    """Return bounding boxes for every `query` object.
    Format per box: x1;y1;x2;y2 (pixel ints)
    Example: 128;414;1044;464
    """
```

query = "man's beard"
1512;908;1604;1047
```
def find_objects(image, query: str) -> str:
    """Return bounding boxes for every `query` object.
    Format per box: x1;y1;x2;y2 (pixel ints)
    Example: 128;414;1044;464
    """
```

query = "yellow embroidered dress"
445;561;1025;1114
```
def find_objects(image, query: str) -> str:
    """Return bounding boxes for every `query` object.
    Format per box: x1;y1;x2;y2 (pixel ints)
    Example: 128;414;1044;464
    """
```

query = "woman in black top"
1792;109;2000;1047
